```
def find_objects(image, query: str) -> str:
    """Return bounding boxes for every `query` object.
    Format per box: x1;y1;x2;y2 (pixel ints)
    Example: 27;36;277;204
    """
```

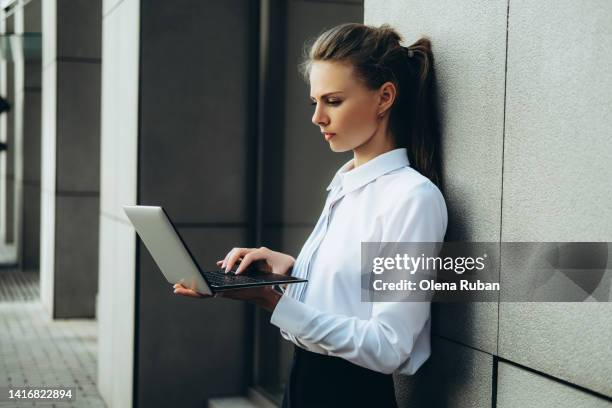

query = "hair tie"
406;48;414;58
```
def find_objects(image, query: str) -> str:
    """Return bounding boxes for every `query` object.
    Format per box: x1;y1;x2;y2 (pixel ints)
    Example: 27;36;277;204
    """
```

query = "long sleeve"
271;181;448;374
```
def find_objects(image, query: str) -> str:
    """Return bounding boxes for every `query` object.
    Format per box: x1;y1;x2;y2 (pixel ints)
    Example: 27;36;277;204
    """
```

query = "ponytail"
394;37;443;189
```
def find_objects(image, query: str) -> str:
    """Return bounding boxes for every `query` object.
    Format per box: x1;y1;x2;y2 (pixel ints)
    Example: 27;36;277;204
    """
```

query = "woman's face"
309;60;382;152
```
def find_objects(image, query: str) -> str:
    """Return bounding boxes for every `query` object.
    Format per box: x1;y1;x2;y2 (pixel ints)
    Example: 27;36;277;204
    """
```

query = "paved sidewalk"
0;270;38;302
0;271;106;407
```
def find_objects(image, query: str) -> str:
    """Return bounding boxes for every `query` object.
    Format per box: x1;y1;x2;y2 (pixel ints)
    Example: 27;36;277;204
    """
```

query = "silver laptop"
123;205;307;295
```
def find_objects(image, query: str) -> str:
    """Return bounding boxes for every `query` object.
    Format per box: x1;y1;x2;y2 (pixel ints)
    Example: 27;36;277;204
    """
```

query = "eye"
309;99;342;107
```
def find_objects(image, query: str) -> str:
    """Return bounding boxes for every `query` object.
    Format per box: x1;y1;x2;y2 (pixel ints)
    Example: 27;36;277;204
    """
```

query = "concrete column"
21;0;42;270
40;0;101;318
97;0;139;405
12;9;23;264
0;10;8;246
2;11;17;250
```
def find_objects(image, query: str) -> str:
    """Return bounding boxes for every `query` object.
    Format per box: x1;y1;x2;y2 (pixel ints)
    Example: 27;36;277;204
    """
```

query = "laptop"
123;205;307;296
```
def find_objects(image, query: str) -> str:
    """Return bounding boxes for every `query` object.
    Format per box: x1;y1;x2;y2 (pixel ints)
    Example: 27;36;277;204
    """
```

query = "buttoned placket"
295;184;346;302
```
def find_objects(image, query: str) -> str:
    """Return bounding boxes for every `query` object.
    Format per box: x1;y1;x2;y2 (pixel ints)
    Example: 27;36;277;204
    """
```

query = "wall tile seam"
497;0;511;358
0;33;41;38
56;57;101;64
173;222;249;228
491;357;499;408
13;89;32;97
301;0;362;5
433;334;495;357
21;180;42;186
496;357;612;403
8;177;33;183
56;191;99;197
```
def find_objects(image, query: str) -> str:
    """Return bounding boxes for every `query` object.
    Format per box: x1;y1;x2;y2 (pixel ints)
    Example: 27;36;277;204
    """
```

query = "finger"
216;258;242;265
218;258;241;267
173;286;204;298
222;248;244;270
235;250;264;274
173;282;192;292
225;248;251;272
221;248;236;268
174;283;209;297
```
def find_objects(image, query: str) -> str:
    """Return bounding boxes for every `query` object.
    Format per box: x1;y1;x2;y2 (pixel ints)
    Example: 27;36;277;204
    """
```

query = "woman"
175;23;447;408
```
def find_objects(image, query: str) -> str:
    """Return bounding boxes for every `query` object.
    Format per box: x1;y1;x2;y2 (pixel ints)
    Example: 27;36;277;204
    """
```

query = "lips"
323;132;336;141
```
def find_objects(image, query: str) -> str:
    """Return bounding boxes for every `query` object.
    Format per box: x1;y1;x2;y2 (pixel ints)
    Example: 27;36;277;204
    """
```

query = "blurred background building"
0;0;610;407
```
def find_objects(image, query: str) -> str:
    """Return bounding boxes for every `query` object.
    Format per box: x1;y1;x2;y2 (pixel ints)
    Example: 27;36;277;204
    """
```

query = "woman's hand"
172;246;292;311
219;246;295;276
173;283;213;298
173;283;282;312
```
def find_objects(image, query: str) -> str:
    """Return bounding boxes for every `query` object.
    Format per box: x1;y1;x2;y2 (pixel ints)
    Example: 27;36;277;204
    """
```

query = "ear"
377;81;397;117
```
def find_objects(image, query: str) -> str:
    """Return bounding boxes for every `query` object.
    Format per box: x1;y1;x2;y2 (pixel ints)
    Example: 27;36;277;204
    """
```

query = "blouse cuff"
270;294;312;336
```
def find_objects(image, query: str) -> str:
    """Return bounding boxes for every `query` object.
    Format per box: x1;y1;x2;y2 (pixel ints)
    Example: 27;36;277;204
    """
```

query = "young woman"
175;23;448;408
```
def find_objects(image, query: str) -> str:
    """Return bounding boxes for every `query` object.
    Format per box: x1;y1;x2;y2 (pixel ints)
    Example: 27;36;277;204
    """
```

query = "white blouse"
270;148;448;375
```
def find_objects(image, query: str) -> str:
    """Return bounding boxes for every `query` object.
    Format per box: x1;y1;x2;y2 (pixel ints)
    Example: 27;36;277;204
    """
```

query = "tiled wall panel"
497;362;612;408
500;0;612;398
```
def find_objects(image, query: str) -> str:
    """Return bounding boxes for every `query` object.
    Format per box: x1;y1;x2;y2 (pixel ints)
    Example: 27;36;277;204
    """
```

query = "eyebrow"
310;91;344;100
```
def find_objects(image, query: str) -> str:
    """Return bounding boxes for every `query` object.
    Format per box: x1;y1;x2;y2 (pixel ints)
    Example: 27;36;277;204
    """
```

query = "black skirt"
281;346;398;408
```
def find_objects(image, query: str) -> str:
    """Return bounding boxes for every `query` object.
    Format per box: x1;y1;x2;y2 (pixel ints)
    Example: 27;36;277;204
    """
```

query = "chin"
328;141;353;153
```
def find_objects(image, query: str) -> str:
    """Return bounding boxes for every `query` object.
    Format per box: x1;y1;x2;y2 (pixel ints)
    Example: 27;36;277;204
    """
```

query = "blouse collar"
326;148;411;195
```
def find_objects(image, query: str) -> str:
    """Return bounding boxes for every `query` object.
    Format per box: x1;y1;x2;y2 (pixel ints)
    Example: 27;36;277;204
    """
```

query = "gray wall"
40;0;101;318
366;0;612;406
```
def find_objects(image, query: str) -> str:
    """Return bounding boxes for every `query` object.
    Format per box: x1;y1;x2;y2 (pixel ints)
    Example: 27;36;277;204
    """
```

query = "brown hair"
300;23;443;188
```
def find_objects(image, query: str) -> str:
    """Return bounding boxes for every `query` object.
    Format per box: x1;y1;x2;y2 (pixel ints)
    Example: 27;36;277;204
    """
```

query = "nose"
311;103;329;127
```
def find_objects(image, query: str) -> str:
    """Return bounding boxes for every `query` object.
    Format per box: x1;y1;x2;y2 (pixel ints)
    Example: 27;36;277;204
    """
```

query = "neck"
352;125;396;168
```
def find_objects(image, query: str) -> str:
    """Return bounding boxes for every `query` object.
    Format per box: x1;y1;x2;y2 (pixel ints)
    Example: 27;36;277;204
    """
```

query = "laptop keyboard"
203;270;263;287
